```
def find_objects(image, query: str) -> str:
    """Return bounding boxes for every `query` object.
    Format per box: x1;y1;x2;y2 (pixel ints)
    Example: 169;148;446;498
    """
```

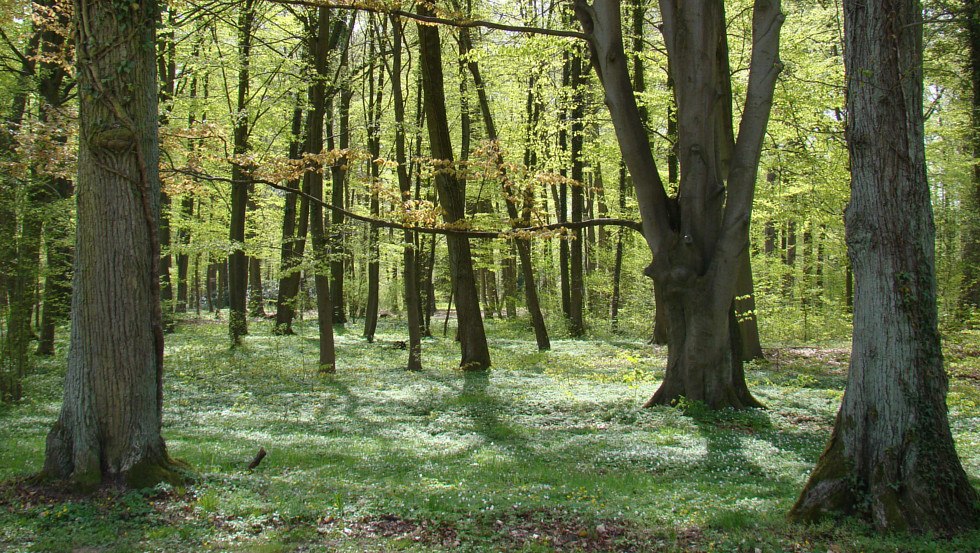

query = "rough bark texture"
790;0;980;533
41;0;183;488
417;4;490;370
576;1;781;408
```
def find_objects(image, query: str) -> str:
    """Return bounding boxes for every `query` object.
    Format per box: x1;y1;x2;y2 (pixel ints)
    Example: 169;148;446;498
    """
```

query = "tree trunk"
228;0;255;344
34;1;73;355
36;177;73;356
327;17;353;327
274;99;305;335
790;0;980;533
735;251;764;361
575;0;781;409
363;16;385;343
390;15;423;370
417;4;490;370
569;49;586;337
962;0;980;311
174;196;192;313
306;6;337;372
42;0;183;488
610;163;627;331
330;88;352;325
461;27;550;350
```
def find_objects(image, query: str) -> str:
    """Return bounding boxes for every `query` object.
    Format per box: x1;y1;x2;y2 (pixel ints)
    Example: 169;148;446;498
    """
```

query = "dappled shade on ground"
1;318;979;551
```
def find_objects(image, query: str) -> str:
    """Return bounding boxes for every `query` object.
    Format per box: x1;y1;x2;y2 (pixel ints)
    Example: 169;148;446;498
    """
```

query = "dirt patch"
489;508;649;552
323;514;461;548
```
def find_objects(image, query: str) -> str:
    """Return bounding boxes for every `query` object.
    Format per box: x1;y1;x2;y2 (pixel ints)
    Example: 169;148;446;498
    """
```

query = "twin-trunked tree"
574;1;783;408
41;0;183;487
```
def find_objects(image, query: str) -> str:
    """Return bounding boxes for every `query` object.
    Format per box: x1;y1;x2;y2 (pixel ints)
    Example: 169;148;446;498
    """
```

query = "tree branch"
164;167;643;238
265;0;588;40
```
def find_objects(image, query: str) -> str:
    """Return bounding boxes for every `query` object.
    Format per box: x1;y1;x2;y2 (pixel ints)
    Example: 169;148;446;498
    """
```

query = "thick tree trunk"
417;4;490;370
42;0;182;488
575;0;781;409
735;251;764;360
790;0;980;533
644;260;762;409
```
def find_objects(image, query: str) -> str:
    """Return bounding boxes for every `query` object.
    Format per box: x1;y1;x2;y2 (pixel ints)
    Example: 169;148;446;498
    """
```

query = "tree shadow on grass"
460;371;528;450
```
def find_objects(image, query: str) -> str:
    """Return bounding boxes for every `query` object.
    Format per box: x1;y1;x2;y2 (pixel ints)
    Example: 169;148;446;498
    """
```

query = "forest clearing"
0;318;978;552
3;0;980;549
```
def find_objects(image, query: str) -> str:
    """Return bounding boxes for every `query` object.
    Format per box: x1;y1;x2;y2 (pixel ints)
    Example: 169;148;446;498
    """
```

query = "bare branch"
164;167;643;238
265;0;588;40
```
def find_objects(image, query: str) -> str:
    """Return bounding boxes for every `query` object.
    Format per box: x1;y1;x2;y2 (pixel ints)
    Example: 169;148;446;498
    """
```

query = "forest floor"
1;316;979;552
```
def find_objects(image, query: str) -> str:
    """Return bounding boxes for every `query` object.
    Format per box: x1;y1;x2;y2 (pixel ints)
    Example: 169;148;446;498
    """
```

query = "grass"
0;314;979;552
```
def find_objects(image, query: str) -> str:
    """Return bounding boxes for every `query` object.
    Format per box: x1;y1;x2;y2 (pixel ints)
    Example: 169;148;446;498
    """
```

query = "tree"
41;0;184;487
228;0;257;345
962;0;980;310
459;26;551;351
306;6;339;373
390;13;423;370
789;0;980;533
417;2;491;370
574;1;782;408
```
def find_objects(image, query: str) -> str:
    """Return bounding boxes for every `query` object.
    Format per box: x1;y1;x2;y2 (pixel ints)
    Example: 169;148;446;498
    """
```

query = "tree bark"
417;3;490;370
273;98;305;335
307;6;336;372
229;0;256;345
42;0;183;488
790;0;980;533
363;15;385;343
35;0;74;356
569;48;586;337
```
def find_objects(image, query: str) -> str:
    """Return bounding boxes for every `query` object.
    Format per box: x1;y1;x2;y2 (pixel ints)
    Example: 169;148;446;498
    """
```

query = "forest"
0;0;979;550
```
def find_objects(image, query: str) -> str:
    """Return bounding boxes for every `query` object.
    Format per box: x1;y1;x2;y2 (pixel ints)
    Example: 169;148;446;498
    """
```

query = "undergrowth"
0;315;978;552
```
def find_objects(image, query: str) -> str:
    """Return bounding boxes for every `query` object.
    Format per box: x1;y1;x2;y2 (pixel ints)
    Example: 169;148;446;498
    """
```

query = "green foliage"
0;317;978;551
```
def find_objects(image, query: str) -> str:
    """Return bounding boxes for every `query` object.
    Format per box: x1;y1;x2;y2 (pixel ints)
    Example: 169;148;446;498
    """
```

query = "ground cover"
1;317;978;552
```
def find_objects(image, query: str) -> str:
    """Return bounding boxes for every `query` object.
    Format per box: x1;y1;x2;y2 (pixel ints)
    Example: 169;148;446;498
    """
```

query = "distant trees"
790;0;980;533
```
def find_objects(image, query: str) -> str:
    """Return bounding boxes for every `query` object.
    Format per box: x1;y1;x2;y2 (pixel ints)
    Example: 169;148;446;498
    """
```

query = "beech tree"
417;2;491;370
574;1;783;408
41;0;184;487
789;0;980;532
